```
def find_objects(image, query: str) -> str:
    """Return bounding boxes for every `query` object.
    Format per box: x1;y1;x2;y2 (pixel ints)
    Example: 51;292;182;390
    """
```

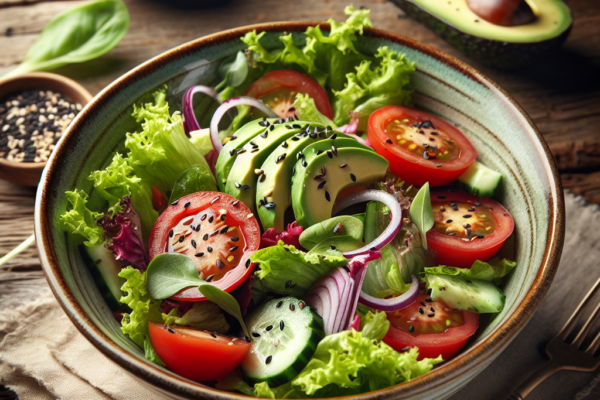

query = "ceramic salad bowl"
34;21;565;400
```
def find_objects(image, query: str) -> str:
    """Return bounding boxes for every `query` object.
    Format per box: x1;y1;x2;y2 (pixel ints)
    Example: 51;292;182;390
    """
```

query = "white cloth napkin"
1;192;599;400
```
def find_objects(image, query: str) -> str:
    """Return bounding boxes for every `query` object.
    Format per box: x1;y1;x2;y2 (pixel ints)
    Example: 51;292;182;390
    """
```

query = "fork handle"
506;358;564;399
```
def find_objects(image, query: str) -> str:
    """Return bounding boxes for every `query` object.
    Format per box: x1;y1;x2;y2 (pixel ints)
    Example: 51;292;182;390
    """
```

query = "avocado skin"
391;0;572;70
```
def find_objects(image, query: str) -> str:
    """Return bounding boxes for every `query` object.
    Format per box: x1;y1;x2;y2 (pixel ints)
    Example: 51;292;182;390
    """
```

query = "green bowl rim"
35;21;565;399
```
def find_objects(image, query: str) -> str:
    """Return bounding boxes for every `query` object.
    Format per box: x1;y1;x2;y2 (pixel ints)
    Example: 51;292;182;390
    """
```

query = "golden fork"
507;277;600;399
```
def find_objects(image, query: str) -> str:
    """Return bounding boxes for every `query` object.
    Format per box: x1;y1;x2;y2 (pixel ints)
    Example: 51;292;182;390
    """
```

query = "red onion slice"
182;86;221;135
332;190;402;259
359;274;419;312
209;96;278;154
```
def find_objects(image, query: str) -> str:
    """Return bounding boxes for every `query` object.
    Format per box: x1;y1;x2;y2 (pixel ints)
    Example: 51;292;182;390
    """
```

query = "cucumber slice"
241;297;325;386
458;161;502;198
425;274;506;313
79;244;123;310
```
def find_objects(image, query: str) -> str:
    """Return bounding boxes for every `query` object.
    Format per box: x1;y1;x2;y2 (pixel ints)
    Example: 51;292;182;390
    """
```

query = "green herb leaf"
146;252;251;338
299;215;364;250
198;285;251;339
5;0;129;77
409;182;434;250
145;253;204;299
216;51;249;91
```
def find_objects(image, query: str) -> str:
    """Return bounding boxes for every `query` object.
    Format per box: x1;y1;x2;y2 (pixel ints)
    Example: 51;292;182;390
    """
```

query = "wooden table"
0;0;598;398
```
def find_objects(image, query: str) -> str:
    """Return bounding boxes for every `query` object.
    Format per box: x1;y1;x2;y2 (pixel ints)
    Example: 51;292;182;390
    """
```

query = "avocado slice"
256;130;366;232
215;118;283;191
291;147;389;228
390;0;572;69
224;123;304;214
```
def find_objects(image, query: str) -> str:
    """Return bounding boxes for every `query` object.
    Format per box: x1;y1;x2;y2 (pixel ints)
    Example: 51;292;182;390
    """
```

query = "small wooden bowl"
0;72;93;186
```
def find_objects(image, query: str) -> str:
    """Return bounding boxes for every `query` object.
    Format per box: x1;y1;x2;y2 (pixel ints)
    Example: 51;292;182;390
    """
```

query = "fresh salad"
60;7;516;398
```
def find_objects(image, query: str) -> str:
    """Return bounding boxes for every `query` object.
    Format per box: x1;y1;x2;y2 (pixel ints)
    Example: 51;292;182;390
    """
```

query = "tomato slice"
427;191;514;268
383;294;479;361
148;322;251;382
367;106;477;187
244;70;333;120
149;192;260;301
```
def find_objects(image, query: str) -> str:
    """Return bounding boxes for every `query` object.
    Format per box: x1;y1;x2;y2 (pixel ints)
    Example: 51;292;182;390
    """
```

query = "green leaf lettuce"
162;301;229;333
60;189;105;247
425;259;516;284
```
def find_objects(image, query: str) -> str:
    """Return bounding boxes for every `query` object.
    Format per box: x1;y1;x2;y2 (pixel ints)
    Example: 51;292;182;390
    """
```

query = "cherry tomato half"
383;294;479;361
149;322;251;382
367;106;477;187
149;192;261;301
244;70;333;120
427;191;514;268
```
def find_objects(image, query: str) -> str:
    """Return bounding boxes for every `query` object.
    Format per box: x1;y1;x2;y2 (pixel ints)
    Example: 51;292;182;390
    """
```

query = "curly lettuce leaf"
250;241;348;298
89;153;157;243
359;310;390;341
162;301;230;333
253;330;442;398
294;93;335;127
118;266;164;365
332;46;415;126
125;87;214;194
425;259;516;284
60;189;104;247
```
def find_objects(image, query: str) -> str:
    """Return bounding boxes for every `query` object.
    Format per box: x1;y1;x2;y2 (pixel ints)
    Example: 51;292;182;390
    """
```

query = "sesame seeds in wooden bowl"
0;72;92;186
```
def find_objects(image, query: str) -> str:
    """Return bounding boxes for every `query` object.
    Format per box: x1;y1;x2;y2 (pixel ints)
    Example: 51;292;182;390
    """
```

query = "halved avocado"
223;123;304;214
215;118;281;191
391;0;572;69
291;147;389;228
256;130;361;232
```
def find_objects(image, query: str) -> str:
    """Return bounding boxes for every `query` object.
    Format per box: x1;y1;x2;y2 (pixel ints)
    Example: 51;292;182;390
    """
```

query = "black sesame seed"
321;166;326;176
451;202;458;211
207;246;213;252
280;320;285;331
418;307;424;314
230;136;237;141
285;280;292;288
477;234;485;239
170;200;179;206
203;234;209;241
289;303;295;311
259;174;267;182
446;219;453;223
276;153;286;163
169;229;174;238
266;355;272;364
184;201;191;208
330;245;336;250
178;236;185;243
339;163;347;168
210;230;219;237
313;174;324;181
210;332;217;338
325;190;331;202
264;202;276;209
201;214;207;221
468;207;476;212
229;150;236;156
237;148;247;154
252;332;261;337
425;298;433;302
331;145;337;156
282;141;289;148
209;216;214;223
420;301;426;306
399;346;411;352
230;245;239;252
216;259;224;269
231;237;239;242
270;124;275;131
191;239;197;248
385;138;393;144
276;300;283;308
438;196;446;199
350;173;357;182
206;275;215;282
167;327;175;334
220;226;229;234
409;326;415;333
260;131;268;138
302;160;307;167
428;313;435;317
447;232;457;236
298;301;305;310
317;181;326;189
246;259;251;268
195;252;205;257
463;214;472;218
475;202;481;207
232;200;240;206
266;325;273;332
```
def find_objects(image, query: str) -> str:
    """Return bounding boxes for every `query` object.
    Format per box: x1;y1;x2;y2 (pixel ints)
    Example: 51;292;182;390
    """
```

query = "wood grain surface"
0;0;598;398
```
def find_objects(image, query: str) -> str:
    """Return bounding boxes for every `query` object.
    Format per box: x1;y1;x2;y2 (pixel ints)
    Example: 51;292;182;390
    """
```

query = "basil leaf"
145;252;251;338
5;0;129;77
299;215;364;250
146;253;205;299
199;285;251;339
216;51;248;90
409;182;434;250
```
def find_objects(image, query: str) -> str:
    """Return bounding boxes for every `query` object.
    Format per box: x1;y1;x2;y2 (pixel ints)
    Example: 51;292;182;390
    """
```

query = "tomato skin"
151;185;167;214
244;70;333;119
148;322;251;382
367;106;477;187
149;191;261;301
427;191;514;268
383;296;479;361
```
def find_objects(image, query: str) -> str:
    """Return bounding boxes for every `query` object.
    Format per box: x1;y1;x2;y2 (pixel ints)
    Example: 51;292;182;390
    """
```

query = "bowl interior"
36;24;562;399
